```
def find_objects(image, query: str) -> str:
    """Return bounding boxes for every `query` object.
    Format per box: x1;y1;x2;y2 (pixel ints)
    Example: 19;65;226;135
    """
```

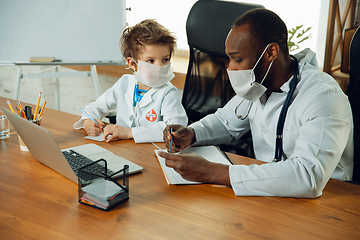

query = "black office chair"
182;0;263;156
346;26;360;183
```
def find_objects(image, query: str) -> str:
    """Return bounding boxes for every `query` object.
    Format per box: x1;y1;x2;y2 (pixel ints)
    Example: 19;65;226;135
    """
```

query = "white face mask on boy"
227;44;273;102
133;60;175;88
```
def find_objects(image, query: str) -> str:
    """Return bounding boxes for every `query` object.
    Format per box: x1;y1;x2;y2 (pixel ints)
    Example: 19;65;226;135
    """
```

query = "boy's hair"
120;19;176;61
232;8;289;57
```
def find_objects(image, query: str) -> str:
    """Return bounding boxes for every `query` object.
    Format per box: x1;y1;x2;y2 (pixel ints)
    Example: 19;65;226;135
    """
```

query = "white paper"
84;133;105;142
155;146;232;185
81;178;124;200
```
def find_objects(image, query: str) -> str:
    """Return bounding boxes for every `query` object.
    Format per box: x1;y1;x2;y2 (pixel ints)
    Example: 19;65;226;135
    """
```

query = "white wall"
126;0;326;65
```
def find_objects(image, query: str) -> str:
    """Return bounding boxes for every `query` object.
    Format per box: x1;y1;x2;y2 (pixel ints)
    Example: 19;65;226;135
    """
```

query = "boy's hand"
83;119;105;136
103;124;133;142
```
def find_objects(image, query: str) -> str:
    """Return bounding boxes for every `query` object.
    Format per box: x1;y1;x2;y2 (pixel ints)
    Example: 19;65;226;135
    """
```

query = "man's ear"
127;57;137;71
266;43;279;62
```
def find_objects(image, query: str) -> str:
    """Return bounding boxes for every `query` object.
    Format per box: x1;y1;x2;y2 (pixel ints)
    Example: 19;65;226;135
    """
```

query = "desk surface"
1;97;360;240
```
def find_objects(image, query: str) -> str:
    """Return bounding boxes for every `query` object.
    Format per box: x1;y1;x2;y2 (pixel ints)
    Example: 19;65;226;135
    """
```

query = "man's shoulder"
295;48;341;94
299;64;342;94
296;64;350;116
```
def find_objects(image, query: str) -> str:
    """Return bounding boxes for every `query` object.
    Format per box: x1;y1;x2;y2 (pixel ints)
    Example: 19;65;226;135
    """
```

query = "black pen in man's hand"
170;127;173;153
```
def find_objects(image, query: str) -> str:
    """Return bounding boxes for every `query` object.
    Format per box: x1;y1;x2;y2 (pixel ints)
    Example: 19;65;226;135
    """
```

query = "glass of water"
0;109;10;139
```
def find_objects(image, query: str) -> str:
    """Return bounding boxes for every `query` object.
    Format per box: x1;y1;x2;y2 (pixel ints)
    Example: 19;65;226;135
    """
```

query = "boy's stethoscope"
235;56;299;162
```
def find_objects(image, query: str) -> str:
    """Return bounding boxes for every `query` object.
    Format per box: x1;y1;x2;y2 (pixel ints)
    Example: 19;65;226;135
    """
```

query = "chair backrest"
346;26;360;182
182;0;263;157
182;0;264;124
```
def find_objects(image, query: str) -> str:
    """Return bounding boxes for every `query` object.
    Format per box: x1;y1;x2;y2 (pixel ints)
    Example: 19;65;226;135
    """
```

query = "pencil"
17;100;26;118
33;92;42;120
6;99;15;113
76;106;99;124
37;101;47;119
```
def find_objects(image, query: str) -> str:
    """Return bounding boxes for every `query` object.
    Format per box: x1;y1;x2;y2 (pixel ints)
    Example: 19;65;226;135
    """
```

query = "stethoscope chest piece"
235;98;253;120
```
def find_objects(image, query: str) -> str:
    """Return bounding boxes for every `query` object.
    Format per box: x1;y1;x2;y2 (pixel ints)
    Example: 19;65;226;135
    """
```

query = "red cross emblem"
145;109;157;122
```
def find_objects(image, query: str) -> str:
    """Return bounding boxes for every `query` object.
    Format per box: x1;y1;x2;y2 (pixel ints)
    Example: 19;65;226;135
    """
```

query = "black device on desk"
24;105;32;120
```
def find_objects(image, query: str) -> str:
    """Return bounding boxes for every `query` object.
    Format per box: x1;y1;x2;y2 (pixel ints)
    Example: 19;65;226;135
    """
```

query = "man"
158;8;354;198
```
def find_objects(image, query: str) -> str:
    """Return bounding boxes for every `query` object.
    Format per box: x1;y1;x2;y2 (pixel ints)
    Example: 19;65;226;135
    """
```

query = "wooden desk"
1;97;360;239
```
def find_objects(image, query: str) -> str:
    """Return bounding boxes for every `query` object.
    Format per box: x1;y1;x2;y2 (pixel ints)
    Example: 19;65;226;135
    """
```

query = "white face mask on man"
227;44;273;102
133;60;175;88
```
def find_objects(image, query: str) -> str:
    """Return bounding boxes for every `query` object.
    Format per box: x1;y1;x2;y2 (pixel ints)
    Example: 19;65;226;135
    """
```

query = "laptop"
2;107;143;183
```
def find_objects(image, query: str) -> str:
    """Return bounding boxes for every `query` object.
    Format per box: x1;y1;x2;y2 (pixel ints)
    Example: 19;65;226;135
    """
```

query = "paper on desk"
155;149;198;185
81;178;124;201
84;133;105;142
155;146;232;185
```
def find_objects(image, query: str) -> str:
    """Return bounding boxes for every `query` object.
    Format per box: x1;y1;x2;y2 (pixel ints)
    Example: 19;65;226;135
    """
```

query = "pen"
76;106;99;124
6;99;15;113
33;92;42;120
170;127;173;153
17;100;25;118
16;106;20;115
21;109;26;119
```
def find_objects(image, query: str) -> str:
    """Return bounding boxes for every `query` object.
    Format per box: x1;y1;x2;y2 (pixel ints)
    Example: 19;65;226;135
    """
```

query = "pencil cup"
18;117;42;151
0;109;10;140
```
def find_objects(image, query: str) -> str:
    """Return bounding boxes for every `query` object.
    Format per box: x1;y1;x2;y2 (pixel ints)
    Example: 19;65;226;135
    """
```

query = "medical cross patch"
145;109;157;122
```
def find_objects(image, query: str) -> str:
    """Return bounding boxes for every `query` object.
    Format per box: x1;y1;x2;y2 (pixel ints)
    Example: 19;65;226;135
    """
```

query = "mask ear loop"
251;43;271;80
126;58;137;71
259;60;274;85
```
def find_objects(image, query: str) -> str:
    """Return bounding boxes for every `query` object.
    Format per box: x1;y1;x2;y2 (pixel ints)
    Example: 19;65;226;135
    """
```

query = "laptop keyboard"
62;149;114;181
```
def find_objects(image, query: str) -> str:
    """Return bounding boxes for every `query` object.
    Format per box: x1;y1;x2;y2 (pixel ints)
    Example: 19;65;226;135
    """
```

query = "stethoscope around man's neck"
236;55;299;162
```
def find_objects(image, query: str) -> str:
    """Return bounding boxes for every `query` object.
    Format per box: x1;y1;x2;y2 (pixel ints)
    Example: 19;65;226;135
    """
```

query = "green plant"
288;25;312;52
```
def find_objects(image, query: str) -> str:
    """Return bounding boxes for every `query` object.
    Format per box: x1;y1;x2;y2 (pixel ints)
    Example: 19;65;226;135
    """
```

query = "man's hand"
158;151;231;186
163;124;196;153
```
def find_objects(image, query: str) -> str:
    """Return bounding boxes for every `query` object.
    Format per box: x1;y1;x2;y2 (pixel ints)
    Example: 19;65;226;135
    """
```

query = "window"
126;0;324;65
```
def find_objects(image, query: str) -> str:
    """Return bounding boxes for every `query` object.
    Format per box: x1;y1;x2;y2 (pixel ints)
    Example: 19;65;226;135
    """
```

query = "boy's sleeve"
161;86;188;126
73;77;122;129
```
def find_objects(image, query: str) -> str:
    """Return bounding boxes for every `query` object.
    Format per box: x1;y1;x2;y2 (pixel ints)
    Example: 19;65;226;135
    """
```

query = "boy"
74;19;187;143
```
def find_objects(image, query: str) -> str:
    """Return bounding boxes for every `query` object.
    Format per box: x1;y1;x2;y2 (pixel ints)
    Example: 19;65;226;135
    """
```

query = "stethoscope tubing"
274;56;299;161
